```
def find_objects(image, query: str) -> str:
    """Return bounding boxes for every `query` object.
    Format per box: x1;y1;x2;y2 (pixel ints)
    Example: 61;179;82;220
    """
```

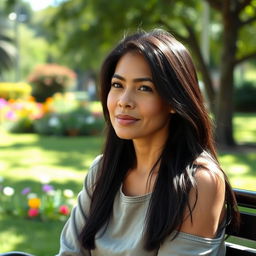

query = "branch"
235;51;256;65
240;15;256;26
182;22;216;113
204;0;222;11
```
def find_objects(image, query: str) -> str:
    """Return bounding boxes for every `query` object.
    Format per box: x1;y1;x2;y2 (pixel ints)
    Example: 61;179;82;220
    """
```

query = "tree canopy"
2;0;256;146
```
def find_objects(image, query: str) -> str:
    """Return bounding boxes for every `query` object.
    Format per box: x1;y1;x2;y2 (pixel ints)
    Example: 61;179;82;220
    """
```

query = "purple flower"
21;187;31;195
42;184;54;193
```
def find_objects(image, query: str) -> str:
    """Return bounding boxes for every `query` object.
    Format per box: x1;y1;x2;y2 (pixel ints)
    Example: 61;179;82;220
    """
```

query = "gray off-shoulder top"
57;155;226;256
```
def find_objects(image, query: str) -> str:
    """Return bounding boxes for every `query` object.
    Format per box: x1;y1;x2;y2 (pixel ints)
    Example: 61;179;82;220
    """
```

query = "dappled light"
219;153;256;190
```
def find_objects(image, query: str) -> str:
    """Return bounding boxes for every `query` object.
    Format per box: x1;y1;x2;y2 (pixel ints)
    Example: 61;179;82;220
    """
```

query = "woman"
57;29;239;256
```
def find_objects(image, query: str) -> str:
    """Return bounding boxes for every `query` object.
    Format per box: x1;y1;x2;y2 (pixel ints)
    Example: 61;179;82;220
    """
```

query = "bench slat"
234;189;256;209
226;242;256;256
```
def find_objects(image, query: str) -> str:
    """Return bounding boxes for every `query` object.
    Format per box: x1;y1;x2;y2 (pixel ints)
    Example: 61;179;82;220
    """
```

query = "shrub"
234;81;256;112
1;93;105;136
28;64;76;102
0;82;32;100
33;107;105;136
33;113;65;136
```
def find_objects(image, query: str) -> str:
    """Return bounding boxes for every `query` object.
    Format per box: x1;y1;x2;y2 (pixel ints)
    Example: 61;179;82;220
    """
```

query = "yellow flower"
28;198;41;209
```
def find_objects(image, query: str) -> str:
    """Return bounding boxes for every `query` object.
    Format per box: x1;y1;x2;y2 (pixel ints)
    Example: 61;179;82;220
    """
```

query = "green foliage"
41;0;217;71
19;24;50;80
0;32;15;76
0;82;32;99
34;108;105;136
8;116;34;133
33;108;105;136
28;64;76;102
234;81;256;112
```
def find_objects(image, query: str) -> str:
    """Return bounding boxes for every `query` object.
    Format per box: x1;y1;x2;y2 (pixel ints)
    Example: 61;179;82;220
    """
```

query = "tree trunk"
215;11;238;146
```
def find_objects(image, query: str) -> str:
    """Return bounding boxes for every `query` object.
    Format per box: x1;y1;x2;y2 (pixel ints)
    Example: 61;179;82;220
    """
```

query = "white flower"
27;193;37;199
47;190;55;196
3;186;15;196
39;174;51;184
48;116;60;127
63;189;74;198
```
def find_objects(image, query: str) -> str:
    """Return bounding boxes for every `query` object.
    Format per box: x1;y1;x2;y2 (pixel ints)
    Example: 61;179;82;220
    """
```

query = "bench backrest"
226;188;256;256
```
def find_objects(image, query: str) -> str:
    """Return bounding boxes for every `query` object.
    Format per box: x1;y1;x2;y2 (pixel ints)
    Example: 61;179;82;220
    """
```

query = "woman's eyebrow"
112;73;153;83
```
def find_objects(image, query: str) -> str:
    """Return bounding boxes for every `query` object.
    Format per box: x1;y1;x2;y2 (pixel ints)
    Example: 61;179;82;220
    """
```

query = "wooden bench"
226;188;256;256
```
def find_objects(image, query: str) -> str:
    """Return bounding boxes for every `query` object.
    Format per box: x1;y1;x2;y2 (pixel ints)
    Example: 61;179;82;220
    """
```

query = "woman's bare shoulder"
180;152;226;238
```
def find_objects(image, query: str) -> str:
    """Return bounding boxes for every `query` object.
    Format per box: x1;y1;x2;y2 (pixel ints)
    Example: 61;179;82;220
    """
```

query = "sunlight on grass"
0;229;25;251
0;132;103;187
0;215;64;256
245;69;256;81
88;101;102;112
219;153;256;190
233;113;256;143
1;132;38;146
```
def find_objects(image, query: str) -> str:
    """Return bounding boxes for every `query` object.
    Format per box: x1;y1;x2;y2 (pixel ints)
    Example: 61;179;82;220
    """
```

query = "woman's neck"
132;138;165;174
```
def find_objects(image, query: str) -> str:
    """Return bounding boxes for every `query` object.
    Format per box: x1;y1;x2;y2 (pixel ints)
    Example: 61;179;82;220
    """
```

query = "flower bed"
0;92;105;136
0;177;75;221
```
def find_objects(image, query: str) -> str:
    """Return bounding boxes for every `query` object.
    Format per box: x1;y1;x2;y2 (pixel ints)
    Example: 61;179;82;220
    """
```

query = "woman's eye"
139;85;153;92
111;82;122;88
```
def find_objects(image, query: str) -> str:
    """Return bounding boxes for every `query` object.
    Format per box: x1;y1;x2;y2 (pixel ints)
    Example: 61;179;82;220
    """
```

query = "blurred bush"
28;64;77;102
234;81;256;112
0;82;32;99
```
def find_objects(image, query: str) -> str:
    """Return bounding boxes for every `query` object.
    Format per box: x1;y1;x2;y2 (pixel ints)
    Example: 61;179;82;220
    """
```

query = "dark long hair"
80;29;239;250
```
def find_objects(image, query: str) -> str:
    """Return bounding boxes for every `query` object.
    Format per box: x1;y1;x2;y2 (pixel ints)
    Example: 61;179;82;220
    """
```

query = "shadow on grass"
3;135;104;152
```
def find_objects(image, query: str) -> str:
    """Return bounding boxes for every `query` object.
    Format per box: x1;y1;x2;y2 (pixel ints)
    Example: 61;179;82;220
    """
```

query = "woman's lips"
116;115;139;125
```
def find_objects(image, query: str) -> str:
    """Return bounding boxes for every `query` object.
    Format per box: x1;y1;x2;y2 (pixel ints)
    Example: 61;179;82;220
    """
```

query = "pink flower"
0;98;7;109
28;208;39;218
59;205;70;215
5;110;16;120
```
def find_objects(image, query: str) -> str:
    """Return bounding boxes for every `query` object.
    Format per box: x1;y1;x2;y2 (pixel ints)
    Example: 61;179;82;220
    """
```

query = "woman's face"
107;51;171;144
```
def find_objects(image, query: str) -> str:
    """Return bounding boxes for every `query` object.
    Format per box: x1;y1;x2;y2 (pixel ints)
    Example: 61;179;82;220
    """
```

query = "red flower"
59;205;70;215
28;208;39;218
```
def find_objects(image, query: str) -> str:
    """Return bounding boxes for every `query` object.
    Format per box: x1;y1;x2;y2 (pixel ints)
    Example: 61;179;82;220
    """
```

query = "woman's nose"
118;90;135;109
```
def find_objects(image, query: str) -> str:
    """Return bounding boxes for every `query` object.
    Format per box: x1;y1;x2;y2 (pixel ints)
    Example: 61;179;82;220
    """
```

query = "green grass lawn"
0;134;103;255
0;112;255;254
